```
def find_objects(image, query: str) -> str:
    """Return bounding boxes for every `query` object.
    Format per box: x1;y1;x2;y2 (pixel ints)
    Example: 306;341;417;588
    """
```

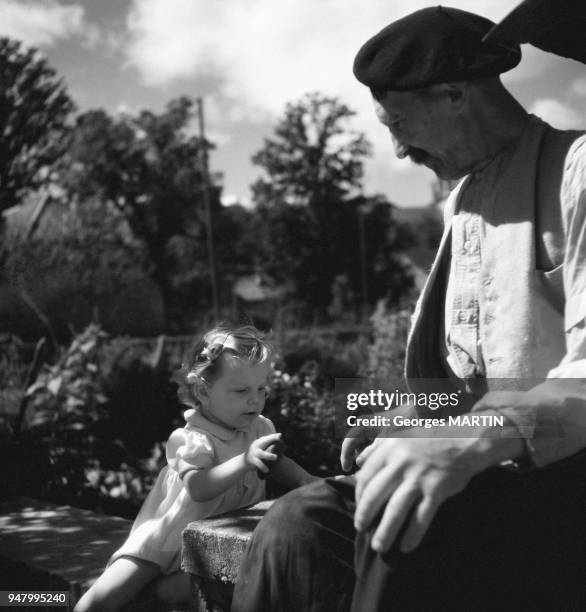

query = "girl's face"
199;355;270;430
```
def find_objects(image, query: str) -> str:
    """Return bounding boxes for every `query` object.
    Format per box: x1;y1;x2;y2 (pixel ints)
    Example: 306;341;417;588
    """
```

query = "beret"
353;6;521;92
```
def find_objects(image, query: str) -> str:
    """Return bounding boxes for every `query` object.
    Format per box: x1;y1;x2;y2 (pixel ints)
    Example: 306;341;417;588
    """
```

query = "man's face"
373;88;465;180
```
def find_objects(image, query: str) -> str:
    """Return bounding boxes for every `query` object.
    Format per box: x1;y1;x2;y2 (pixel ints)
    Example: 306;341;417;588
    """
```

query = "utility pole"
358;206;369;321
197;97;220;321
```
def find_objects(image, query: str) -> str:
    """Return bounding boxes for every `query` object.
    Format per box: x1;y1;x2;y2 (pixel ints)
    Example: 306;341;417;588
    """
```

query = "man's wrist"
471;410;528;470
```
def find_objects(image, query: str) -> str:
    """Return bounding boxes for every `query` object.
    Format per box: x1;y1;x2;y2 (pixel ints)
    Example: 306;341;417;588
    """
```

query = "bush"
4;317;413;513
365;301;411;380
0;334;32;428
280;328;370;389
14;325;174;511
1;194;163;340
98;339;184;459
264;362;340;476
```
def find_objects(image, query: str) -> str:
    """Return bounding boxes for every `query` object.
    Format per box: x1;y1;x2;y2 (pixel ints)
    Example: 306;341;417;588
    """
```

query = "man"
232;7;586;611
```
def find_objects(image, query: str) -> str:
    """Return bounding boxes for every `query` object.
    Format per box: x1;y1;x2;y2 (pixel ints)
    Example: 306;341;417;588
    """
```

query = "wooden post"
197;97;220;321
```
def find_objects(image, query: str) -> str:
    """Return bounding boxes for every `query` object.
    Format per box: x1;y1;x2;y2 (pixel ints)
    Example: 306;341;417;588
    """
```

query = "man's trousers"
231;452;586;612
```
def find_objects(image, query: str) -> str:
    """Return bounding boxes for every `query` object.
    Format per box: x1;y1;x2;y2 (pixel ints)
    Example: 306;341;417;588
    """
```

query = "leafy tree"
251;92;371;209
58;98;223;327
0;38;74;211
2;192;159;338
251;93;412;318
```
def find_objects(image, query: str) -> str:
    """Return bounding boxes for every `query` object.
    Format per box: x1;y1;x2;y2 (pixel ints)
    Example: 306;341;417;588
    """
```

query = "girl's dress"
109;408;275;573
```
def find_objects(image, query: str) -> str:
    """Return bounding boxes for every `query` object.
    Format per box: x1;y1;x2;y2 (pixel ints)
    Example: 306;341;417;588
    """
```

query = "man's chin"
429;163;466;181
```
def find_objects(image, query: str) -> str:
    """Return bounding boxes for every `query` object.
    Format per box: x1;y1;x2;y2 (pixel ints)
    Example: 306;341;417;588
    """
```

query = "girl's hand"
245;433;283;473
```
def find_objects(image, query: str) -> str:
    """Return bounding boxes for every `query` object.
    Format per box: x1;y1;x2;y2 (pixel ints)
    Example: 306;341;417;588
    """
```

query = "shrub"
365;301;411;380
22;324;110;499
5;316;414;512
264;362;340;476
280;328;370;389
0;334;31;429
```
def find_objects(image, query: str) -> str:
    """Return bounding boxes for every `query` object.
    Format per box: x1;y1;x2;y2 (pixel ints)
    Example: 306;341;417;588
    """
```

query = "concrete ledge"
0;497;132;607
181;501;273;612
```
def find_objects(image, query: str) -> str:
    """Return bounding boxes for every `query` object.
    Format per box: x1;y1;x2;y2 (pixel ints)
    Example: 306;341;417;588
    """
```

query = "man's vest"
405;118;582;386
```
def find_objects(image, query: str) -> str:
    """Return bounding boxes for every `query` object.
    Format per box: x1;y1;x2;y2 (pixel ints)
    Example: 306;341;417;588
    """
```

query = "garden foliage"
2;323;408;512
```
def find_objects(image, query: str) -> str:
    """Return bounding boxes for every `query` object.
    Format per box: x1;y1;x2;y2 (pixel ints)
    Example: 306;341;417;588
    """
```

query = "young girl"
75;325;316;611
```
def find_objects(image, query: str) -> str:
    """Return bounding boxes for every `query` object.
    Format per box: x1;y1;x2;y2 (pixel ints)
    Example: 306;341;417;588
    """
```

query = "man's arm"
353;413;525;553
477;135;586;467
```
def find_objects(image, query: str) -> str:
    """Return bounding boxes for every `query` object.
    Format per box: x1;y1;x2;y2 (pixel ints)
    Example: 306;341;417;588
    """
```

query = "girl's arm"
184;432;282;502
269;456;320;490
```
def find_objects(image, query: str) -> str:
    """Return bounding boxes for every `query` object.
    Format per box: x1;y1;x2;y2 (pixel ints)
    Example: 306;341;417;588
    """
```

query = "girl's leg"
74;556;161;612
155;571;191;605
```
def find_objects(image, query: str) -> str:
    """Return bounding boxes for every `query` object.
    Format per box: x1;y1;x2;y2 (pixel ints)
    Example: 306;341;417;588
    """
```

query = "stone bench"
0;497;132;608
0;496;270;611
181;501;273;612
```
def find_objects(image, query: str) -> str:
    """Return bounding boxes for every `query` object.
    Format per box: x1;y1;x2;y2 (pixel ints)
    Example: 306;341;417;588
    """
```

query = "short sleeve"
166;428;215;479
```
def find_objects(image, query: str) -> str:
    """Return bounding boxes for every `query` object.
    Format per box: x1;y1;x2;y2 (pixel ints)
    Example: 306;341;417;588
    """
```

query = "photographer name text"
346;414;505;428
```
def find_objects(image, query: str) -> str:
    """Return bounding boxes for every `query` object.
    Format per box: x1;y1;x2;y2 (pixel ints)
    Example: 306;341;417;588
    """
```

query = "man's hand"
354;432;494;554
245;433;282;473
341;425;380;472
341;404;420;472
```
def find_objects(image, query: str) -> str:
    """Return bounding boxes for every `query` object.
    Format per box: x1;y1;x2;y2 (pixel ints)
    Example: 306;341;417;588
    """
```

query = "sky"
1;0;585;208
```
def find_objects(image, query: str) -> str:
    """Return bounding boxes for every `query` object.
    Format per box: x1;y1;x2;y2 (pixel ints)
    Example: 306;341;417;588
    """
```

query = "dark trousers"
231;453;586;612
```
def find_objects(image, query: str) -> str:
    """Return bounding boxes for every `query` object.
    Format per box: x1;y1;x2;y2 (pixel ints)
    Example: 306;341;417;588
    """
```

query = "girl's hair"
176;325;272;409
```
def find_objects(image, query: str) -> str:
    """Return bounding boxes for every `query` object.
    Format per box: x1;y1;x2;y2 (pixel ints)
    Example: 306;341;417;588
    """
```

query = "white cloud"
123;0;578;204
124;1;518;109
529;98;584;130
123;1;548;139
571;77;586;97
0;1;97;48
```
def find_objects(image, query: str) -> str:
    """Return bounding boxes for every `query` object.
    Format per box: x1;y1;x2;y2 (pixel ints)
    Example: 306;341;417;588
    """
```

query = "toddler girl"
75;325;316;611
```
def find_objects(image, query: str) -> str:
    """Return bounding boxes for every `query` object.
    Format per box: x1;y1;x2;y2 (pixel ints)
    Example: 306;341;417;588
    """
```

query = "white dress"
109;409;275;573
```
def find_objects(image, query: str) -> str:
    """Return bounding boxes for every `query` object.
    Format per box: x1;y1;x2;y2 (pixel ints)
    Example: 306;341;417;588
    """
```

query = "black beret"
353;6;521;92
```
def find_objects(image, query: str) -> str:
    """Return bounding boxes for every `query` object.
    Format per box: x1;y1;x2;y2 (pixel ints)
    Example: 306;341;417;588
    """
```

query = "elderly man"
232;7;586;611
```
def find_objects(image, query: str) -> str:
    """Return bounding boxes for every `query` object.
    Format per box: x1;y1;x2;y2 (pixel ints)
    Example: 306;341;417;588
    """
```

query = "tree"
58;98;223;328
250;92;411;319
2;192;161;339
0;38;74;211
251;92;371;210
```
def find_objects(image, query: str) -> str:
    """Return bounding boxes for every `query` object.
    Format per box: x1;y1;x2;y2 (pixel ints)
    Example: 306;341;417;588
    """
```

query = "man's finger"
355;442;394;503
399;496;438;553
340;428;374;471
371;482;421;553
340;437;361;472
354;466;400;531
355;438;380;467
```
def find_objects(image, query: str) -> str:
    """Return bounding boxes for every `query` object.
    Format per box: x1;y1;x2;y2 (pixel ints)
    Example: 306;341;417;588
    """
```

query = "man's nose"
390;132;408;159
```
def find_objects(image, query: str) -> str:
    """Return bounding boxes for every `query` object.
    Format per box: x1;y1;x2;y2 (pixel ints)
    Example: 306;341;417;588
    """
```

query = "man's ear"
443;82;467;108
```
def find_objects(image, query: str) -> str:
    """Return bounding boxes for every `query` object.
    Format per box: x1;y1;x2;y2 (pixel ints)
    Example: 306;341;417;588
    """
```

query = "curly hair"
175;325;273;409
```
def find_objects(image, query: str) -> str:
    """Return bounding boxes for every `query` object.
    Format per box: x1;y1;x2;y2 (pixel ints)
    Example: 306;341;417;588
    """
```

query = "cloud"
571;77;586;97
0;1;97;48
529;98;584;130
123;1;550;141
124;1;517;109
123;0;577;204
